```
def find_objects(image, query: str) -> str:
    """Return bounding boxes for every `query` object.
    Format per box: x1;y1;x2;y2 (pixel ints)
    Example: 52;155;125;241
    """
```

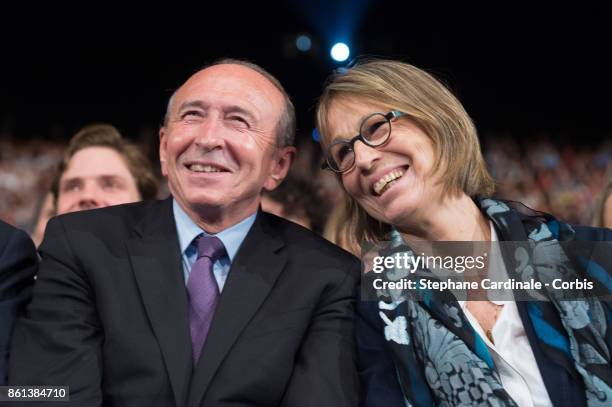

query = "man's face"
56;146;141;214
160;64;293;225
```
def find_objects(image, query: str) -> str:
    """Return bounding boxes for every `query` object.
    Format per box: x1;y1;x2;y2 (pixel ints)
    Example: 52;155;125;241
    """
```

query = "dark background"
1;3;610;145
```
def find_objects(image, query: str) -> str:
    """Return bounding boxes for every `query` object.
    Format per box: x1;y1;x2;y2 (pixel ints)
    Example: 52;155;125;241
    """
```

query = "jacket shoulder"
47;199;167;238
0;220;35;254
261;212;360;268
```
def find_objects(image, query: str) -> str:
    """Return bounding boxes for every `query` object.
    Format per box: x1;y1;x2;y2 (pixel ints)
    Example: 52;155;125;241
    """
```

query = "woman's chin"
382;197;421;224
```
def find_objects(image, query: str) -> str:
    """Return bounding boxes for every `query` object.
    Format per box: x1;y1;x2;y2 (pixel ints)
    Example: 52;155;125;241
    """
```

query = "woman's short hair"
316;59;495;242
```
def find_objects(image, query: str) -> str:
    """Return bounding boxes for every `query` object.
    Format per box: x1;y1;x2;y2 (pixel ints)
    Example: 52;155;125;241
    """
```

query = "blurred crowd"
1;131;611;238
0;139;63;228
482;133;611;226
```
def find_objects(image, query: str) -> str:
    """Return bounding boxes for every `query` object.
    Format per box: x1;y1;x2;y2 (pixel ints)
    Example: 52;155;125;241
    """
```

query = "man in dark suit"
9;59;359;406
0;220;37;385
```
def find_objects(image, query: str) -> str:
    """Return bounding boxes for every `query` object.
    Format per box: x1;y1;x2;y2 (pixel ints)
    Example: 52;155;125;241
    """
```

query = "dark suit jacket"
357;216;612;407
9;199;360;406
0;220;37;385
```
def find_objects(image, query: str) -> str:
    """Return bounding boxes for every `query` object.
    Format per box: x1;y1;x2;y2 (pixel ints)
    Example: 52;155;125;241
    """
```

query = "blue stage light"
296;35;312;52
330;42;350;62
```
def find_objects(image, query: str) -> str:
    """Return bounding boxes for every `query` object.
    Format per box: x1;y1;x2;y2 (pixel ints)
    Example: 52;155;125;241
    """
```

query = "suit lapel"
126;199;193;407
187;212;287;407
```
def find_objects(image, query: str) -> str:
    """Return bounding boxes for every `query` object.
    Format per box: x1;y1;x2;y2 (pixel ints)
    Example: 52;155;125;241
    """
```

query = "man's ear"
264;146;296;191
159;127;168;176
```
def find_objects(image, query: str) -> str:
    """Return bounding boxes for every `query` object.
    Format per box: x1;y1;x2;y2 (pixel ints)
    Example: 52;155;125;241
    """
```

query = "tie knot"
196;235;226;261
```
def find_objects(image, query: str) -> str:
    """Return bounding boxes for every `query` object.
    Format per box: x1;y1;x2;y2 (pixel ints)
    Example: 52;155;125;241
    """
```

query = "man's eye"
62;182;80;193
181;111;202;120
102;180;116;189
227;116;249;128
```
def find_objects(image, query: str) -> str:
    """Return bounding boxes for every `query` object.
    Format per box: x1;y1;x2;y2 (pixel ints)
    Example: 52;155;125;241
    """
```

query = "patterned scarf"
373;198;611;406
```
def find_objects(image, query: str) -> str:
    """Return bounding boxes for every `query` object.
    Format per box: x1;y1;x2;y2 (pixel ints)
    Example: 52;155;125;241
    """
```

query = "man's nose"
77;185;103;210
194;115;225;151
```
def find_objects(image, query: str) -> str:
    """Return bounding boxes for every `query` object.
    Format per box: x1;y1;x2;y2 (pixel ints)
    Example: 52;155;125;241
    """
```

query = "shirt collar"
172;199;257;262
459;220;506;308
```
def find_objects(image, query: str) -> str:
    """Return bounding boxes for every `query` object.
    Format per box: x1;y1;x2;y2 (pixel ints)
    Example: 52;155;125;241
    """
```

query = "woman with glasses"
315;59;611;407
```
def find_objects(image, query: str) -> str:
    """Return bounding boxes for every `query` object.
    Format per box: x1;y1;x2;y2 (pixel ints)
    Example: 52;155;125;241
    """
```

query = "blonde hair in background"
316;58;495;243
323;199;361;256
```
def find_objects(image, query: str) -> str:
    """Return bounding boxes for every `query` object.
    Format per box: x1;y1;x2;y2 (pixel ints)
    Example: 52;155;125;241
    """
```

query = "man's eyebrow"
175;101;257;122
177;100;208;114
223;105;257;122
59;177;84;191
60;176;83;185
62;175;128;185
97;174;127;182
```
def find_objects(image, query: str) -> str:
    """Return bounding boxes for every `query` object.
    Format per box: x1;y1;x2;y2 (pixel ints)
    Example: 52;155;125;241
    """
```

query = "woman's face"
325;98;444;229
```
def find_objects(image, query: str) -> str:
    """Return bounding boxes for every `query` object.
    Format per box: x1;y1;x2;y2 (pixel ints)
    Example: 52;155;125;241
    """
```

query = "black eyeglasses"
322;110;405;173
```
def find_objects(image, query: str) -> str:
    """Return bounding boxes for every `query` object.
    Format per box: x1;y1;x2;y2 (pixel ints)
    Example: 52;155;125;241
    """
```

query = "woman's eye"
337;144;352;161
365;121;386;138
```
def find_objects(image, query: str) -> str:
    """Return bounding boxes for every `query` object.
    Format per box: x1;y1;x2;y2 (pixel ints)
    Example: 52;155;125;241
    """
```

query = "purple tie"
187;235;226;363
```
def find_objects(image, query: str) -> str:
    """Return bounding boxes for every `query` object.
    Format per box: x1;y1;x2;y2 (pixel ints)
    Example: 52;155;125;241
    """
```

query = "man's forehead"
175;64;283;112
189;63;274;86
60;173;128;182
63;147;132;177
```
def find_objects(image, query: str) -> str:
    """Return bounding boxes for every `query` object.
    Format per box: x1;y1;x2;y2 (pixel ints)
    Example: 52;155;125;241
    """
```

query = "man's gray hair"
163;58;296;147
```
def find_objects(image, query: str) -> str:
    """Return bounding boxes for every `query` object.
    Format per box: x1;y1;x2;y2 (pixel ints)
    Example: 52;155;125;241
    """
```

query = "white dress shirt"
173;199;256;292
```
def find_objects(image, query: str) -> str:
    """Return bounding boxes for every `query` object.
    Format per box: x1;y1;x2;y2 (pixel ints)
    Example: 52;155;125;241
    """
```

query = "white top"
459;222;553;407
